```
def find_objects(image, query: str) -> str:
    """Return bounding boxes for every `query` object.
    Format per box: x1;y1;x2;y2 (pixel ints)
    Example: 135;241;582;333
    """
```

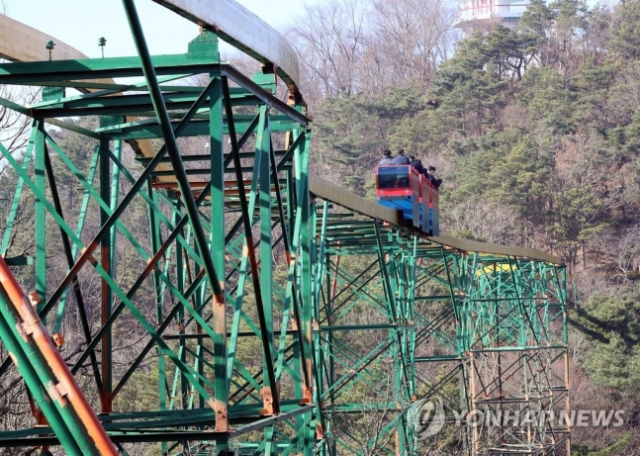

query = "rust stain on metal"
52;332;64;347
260;387;274;415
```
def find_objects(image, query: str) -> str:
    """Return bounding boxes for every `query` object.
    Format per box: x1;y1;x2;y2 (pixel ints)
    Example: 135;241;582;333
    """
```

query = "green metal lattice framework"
0;2;570;455
0;9;317;454
308;204;570;455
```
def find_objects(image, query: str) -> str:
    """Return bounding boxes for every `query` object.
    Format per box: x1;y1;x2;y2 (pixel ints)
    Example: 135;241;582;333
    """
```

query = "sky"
3;0;608;63
2;0;316;59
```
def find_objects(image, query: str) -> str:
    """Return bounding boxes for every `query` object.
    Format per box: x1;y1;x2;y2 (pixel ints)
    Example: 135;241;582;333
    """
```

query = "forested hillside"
290;0;640;452
0;0;639;454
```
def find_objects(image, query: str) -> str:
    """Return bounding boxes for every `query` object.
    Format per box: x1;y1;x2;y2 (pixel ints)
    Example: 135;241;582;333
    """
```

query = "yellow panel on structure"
476;263;518;276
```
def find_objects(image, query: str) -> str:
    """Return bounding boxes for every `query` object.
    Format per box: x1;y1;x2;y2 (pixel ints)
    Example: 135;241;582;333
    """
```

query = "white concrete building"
454;0;529;34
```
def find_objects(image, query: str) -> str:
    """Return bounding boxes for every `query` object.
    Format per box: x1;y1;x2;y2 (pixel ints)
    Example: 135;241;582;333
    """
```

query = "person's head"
409;154;416;161
398;149;405;155
383;150;391;157
428;166;436;172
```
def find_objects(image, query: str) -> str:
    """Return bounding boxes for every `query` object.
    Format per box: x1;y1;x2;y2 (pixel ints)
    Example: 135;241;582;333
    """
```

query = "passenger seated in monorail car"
378;149;394;165
427;166;442;188
391;149;410;165
409;155;427;176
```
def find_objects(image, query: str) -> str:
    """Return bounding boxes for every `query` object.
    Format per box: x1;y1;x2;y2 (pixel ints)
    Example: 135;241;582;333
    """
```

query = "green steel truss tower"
309;192;570;455
0;1;570;455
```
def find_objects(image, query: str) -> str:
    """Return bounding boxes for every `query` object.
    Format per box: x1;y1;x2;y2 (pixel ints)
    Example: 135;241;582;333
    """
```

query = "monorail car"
375;165;439;235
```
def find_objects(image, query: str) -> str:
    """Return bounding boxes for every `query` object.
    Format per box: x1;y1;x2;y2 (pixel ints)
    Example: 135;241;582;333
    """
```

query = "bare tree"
0;82;39;176
443;198;521;246
328;371;402;456
288;0;373;103
592;226;640;279
371;0;457;87
287;0;457;104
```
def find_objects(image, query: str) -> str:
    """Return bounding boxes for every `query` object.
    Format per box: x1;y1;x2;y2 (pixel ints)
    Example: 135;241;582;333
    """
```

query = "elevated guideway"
0;3;560;266
150;0;303;102
0;2;569;455
310;176;562;264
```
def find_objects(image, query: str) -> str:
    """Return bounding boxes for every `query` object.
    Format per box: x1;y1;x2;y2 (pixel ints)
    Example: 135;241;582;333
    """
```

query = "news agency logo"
414;398;626;440
415;397;446;439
